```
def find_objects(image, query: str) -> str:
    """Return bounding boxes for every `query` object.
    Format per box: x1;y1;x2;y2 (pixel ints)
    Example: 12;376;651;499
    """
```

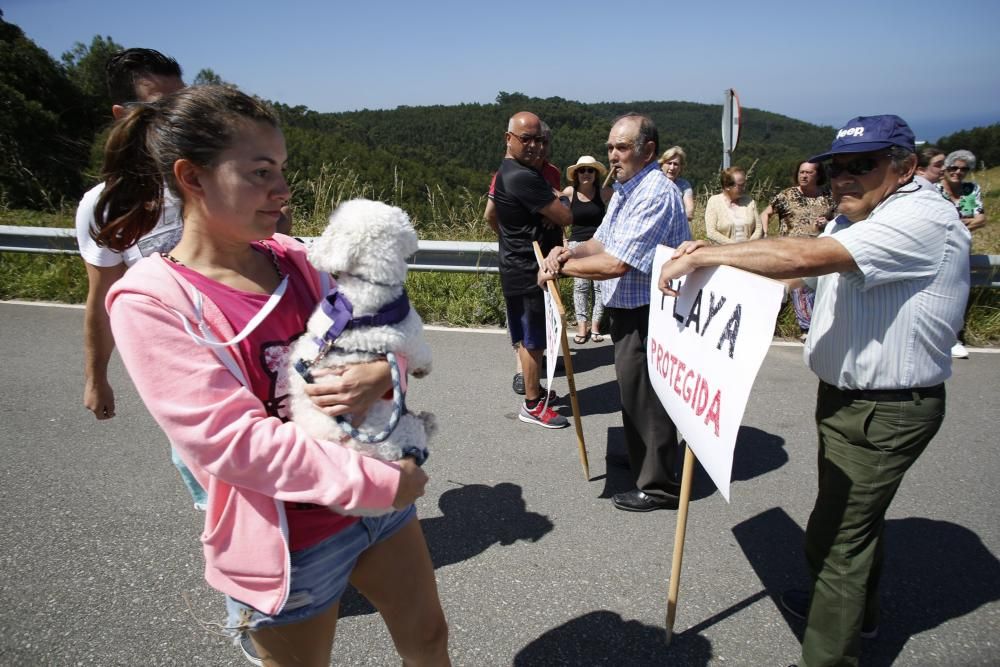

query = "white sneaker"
951;342;969;359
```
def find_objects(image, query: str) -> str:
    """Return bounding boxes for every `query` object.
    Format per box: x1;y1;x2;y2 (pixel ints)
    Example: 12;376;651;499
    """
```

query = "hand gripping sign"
649;245;783;641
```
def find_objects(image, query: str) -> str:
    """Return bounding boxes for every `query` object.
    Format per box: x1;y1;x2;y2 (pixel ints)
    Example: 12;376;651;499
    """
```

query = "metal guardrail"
0;225;501;275
2;225;998;287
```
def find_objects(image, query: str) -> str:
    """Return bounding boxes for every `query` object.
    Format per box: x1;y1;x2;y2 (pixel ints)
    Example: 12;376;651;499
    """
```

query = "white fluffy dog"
287;199;435;515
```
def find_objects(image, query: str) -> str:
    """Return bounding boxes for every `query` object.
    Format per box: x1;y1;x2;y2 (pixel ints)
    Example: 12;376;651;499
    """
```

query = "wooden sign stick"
665;443;696;644
533;241;590;480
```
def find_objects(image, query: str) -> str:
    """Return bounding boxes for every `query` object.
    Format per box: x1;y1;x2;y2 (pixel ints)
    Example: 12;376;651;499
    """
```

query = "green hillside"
274;92;835;223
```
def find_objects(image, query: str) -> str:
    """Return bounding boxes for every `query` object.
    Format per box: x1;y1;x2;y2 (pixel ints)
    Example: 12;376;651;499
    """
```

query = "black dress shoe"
612;489;678;512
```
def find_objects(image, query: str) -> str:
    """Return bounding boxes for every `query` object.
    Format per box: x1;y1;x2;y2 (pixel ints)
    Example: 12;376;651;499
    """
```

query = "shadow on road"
340;482;553;618
512;610;713;666
731;425;788;483
732;507;1000;665
596;425;787;502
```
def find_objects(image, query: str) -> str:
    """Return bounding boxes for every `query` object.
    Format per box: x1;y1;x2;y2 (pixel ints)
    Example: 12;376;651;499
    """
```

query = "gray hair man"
539;113;691;512
657;114;971;666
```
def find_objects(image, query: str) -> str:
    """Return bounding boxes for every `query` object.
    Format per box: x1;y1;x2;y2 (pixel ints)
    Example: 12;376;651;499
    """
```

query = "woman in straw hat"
563;156;613;344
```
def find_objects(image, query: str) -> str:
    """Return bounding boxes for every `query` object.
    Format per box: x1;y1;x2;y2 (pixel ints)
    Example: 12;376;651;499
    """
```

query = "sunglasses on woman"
946;166;969;173
576;167;596;174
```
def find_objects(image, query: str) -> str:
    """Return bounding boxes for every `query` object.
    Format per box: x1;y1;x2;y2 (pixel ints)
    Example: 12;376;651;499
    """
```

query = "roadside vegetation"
2;165;997;343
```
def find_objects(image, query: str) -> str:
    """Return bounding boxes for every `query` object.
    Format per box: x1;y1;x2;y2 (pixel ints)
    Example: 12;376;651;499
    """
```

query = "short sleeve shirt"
805;180;971;389
493;158;560;296
769;187;835;237
936;181;984;218
594;163;691;308
75;182;184;268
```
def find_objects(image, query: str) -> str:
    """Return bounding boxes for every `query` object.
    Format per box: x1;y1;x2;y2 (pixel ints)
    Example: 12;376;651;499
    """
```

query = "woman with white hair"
563;156;613;343
937;149;987;231
936;149;984;359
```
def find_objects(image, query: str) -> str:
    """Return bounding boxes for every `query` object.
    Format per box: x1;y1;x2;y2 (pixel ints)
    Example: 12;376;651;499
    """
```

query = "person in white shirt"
657;115;970;667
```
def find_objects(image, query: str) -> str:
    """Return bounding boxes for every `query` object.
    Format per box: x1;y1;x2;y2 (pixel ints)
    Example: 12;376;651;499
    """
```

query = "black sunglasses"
827;155;884;178
576;167;596;174
510;133;548;146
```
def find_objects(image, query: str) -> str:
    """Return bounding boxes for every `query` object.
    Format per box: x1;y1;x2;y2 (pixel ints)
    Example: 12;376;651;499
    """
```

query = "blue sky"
5;0;999;141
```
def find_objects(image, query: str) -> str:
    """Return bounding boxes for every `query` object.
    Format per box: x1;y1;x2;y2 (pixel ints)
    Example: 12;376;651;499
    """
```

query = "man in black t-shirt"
493;111;573;428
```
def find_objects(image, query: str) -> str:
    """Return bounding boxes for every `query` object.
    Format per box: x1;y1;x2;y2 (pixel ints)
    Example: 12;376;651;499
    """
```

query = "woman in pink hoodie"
98;86;448;666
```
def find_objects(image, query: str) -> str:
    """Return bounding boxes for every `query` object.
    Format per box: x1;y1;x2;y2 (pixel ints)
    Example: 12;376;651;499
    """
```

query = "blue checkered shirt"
594;162;691;308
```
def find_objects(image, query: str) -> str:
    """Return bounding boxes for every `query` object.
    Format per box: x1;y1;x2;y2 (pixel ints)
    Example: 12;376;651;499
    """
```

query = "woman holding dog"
563;156;613;344
97;85;448;666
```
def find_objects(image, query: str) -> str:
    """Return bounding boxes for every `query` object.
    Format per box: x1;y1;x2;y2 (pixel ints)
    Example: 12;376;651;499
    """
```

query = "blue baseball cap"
809;115;915;162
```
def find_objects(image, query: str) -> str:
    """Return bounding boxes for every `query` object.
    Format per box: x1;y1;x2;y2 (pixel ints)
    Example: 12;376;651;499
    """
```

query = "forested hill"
274;91;836;204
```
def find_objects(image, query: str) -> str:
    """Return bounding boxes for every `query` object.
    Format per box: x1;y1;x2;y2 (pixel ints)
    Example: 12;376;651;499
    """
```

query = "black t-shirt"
493;158;561;296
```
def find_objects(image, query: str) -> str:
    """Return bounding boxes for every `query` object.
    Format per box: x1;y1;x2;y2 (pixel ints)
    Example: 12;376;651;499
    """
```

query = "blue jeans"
226;505;416;634
170;447;207;510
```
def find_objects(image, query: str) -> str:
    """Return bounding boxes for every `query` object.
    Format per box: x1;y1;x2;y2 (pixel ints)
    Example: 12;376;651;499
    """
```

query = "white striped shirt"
803;178;971;389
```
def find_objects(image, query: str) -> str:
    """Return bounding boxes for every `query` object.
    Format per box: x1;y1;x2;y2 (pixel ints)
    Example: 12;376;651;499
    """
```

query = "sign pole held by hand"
665;443;696;644
648;245;784;641
534;241;590;480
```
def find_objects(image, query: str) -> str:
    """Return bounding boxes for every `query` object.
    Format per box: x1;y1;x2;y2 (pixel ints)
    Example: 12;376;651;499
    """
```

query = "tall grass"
1;165;997;343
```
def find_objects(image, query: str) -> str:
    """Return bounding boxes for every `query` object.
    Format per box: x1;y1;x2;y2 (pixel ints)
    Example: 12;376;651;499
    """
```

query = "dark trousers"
801;381;945;667
607;305;680;499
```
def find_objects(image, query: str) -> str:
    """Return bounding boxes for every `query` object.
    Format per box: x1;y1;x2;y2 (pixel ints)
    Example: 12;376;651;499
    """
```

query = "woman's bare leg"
248;601;340;667
350;517;450;666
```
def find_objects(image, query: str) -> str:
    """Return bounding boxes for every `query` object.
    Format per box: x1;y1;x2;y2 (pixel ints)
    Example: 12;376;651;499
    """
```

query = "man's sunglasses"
509;133;548;146
827;155;884;178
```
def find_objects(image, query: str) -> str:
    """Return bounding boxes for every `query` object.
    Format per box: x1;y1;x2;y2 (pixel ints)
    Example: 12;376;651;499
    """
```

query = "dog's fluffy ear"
308;202;359;273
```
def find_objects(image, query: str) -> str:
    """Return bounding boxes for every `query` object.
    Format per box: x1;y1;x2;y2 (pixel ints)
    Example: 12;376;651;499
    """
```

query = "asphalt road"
1;301;998;666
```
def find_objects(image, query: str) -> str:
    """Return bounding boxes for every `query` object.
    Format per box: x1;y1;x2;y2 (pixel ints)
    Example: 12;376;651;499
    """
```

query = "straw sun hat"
566;155;608;182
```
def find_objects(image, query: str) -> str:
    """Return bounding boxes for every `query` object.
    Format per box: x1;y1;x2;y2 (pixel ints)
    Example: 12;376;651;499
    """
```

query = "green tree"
193;67;225;86
0;17;101;208
61;34;123;111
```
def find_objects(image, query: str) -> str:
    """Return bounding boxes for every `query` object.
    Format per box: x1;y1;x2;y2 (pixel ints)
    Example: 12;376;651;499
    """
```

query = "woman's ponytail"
93;104;163;252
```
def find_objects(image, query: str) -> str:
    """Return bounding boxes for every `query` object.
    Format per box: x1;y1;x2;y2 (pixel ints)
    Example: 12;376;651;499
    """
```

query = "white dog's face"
309;199;418;285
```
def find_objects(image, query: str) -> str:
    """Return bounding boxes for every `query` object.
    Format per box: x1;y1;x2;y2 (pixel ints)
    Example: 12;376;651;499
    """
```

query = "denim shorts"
226;504;416;634
504;291;546;350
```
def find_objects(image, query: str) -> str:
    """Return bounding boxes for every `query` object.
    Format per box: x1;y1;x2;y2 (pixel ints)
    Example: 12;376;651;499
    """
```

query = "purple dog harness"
293;287;426;464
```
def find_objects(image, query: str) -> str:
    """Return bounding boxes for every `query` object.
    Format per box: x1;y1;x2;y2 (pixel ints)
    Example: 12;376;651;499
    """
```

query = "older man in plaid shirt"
540;112;691;511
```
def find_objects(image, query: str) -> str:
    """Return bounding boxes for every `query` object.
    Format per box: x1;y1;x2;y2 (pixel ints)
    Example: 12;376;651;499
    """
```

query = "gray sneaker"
518;400;569;429
240;633;263;666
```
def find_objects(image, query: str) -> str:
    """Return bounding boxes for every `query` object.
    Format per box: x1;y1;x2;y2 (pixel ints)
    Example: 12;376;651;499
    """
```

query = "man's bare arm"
538;238;631;286
658;237;857;295
539;196;573;228
83;262;126;419
484;198;499;235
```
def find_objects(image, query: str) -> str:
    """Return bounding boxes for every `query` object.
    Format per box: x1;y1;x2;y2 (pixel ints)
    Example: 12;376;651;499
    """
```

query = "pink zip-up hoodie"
106;234;402;615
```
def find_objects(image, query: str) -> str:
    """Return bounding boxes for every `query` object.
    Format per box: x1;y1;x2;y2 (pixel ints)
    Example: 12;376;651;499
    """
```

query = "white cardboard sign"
543;288;562;407
648;245;783;501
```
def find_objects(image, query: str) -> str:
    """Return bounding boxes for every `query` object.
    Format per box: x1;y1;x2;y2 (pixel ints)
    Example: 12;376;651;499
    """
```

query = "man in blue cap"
657;115;971;666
